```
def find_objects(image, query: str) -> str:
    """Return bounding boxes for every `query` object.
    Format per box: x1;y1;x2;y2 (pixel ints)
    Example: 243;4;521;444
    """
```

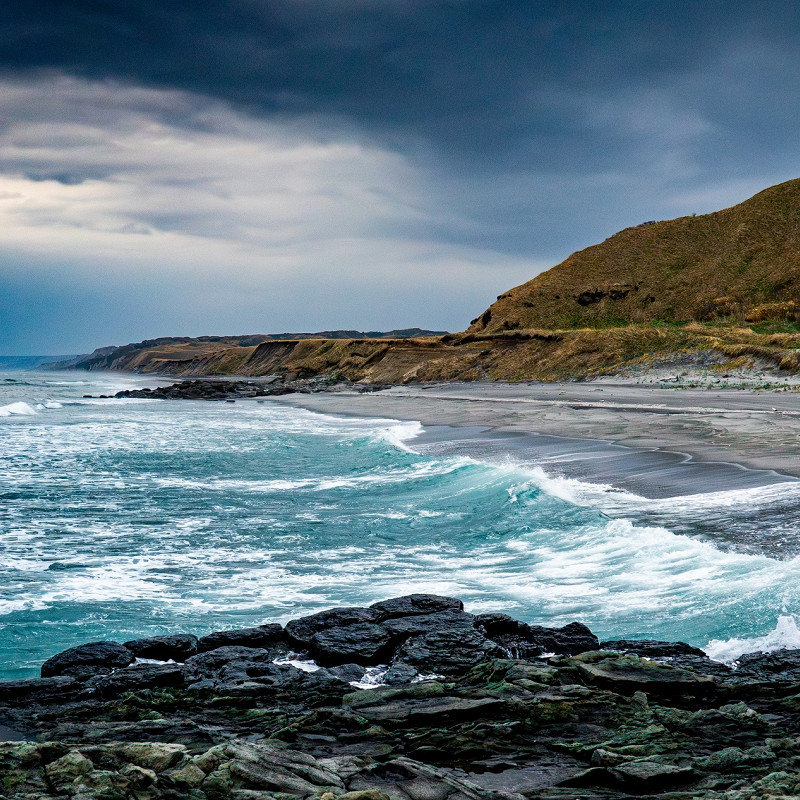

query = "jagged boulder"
475;614;598;656
310;623;393;666
123;634;199;661
382;610;475;640
40;641;134;679
737;649;800;681
182;646;278;684
392;627;504;676
527;621;599;655
197;623;285;652
285;607;381;647
474;612;544;658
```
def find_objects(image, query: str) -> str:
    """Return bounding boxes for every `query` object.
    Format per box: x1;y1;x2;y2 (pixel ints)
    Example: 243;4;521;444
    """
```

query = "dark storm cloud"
3;1;800;352
2;0;799;165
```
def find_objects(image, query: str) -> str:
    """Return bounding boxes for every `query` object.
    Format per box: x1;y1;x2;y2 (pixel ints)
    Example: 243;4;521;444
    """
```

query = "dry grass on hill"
61;178;800;383
473;177;800;333
94;324;800;383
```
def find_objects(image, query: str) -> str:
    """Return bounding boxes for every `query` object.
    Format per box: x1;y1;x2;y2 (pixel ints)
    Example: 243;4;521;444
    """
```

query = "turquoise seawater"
3;370;800;679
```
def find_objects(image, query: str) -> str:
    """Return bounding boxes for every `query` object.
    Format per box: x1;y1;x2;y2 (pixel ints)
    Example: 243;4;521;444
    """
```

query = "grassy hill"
471;178;800;333
48;179;800;383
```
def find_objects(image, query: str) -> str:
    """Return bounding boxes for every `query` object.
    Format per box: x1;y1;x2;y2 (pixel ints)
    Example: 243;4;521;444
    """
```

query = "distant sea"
2;368;800;679
0;355;76;370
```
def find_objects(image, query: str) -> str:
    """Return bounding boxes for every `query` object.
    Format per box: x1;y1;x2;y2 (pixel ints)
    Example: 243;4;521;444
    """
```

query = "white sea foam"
0;597;52;614
351;666;389;688
0;401;37;416
69;397;162;405
378;420;424;451
153;457;473;494
244;403;423;446
272;658;321;673
568;477;800;515
705;615;800;663
484;457;800;529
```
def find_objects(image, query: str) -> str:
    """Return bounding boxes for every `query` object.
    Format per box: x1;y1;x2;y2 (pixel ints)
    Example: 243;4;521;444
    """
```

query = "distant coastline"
0;355;77;370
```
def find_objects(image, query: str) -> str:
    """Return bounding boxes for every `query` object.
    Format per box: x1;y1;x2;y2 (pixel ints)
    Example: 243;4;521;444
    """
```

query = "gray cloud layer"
1;2;800;352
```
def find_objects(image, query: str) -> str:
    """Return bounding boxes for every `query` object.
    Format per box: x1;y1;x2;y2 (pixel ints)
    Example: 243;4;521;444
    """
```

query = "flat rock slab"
600;639;707;658
370;595;464;619
354;696;508;726
123;634;199;662
572;653;717;697
0;677;79;705
611;760;696;790
87;664;185;697
197;623;285;653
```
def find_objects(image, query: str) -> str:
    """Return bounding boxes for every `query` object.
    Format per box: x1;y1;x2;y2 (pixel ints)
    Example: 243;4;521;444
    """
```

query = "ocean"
2;369;800;680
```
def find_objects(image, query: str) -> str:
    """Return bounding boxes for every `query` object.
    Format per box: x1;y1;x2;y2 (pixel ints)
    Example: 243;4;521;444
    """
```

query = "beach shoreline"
271;381;800;499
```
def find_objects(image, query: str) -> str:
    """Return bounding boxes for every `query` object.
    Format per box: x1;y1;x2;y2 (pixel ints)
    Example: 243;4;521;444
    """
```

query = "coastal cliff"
47;179;800;382
50;325;800;383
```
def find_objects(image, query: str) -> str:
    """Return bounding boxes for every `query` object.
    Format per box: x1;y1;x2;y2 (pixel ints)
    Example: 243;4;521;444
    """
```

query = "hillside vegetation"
53;179;800;382
51;325;800;383
472;177;800;333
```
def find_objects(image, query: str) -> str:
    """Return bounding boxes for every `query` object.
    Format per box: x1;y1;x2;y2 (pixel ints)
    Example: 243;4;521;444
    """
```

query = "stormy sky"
2;2;800;353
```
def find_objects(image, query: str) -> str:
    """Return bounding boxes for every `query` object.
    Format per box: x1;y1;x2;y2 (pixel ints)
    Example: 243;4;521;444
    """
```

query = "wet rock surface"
197;623;285;653
40;642;135;679
123;634;199;662
104;376;392;401
5;595;800;798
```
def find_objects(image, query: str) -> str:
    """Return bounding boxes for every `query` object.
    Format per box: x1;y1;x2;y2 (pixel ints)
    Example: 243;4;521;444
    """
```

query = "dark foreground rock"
40;641;135;679
103;376;391;402
5;596;800;799
123;634;199;662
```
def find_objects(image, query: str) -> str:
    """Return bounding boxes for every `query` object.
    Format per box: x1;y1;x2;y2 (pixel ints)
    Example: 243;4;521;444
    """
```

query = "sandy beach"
274;381;800;499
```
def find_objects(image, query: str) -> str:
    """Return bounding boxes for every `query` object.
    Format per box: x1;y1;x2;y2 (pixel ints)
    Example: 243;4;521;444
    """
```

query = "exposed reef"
4;596;800;798
105;377;390;401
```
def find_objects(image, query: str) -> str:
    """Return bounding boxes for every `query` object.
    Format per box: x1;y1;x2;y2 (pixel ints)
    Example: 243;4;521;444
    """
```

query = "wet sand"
273;382;800;499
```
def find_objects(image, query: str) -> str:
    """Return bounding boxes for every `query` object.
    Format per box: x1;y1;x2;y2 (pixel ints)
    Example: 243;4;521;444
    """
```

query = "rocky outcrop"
123;634;199;662
40;641;135;679
106;377;390;402
197;622;285;652
6;595;800;798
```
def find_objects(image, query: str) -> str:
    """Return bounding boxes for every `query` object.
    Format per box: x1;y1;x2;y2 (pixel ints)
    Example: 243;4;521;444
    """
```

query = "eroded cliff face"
46;326;800;383
44;178;800;383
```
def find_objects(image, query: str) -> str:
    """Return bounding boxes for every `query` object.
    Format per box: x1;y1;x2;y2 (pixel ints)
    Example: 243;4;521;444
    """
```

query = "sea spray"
1;369;800;679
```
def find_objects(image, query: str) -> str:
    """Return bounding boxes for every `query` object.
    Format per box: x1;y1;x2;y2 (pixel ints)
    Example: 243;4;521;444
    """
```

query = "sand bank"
273;382;800;499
